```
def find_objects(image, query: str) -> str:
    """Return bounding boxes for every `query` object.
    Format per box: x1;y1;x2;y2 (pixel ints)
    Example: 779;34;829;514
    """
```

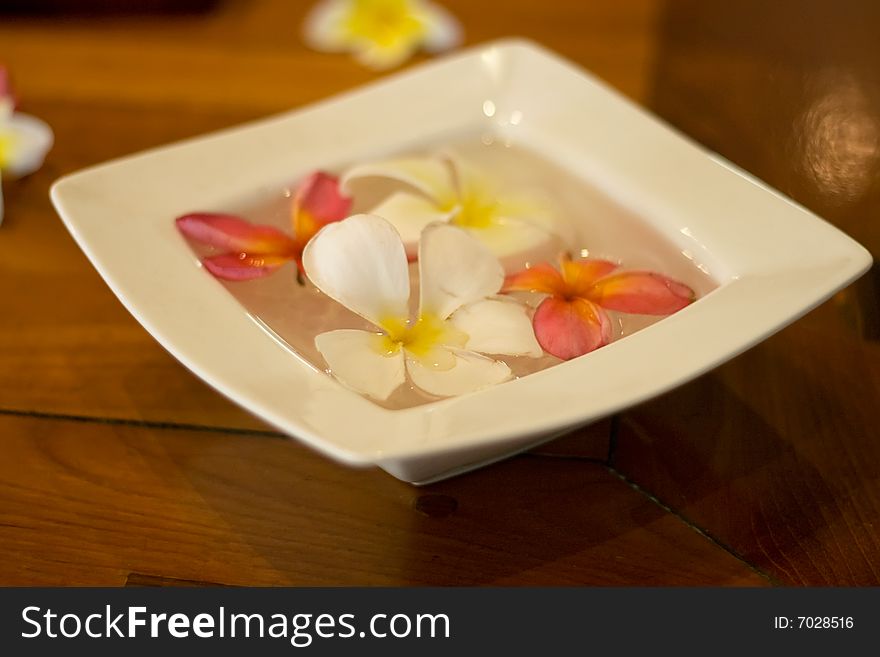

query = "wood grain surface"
613;0;880;586
0;413;765;586
0;0;876;585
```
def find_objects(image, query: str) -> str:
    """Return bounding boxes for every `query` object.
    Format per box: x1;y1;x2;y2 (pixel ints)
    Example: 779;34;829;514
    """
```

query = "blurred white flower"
342;154;558;258
303;0;461;70
0;67;53;225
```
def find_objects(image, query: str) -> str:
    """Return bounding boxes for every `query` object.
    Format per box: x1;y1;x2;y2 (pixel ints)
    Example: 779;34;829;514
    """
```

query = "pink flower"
503;254;695;360
175;171;352;281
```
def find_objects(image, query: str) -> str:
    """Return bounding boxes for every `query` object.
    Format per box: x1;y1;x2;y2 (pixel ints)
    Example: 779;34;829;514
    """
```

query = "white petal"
316;329;406;400
468;216;553;258
302;0;350;51
341;156;456;204
454;156;497;199
499;193;574;246
407;348;511;397
302;214;410;326
1;112;53;179
0;98;13;120
417;1;463;52
354;38;421;71
403;340;458;371
418;222;503;320
370;191;456;253
451;298;542;357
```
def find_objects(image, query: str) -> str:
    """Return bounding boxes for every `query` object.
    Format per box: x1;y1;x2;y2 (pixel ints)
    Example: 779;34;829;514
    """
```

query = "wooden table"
0;0;877;586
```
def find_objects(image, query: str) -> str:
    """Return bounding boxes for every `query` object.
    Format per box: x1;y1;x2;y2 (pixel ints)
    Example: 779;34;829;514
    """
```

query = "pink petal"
560;257;619;296
589;272;695;315
533;297;612;360
176;213;296;255
292;171;353;243
502;262;566;295
0;65;17;108
201;253;290;281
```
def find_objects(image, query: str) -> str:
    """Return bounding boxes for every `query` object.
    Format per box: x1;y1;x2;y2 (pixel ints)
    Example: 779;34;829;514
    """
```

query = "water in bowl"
182;135;718;409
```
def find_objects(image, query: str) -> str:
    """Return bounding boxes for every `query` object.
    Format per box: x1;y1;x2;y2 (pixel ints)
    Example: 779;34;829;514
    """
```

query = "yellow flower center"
343;0;425;48
375;312;468;368
0;130;15;170
448;191;498;229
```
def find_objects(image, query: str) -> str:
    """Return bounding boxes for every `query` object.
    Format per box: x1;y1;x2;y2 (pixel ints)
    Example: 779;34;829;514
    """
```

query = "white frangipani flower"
0;96;53;225
303;0;462;71
341;154;557;258
303;214;541;400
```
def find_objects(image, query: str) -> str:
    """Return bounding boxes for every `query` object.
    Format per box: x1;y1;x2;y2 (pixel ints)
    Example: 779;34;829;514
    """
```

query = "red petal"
560;257;618;296
589;271;695;314
292;171;352;243
533;297;612;360
502;262;566;294
176;213;296;255
202;253;290;281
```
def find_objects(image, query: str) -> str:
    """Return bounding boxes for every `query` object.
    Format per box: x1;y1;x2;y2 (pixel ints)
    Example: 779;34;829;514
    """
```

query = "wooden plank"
610;0;880;586
0;103;274;430
646;0;880;336
614;322;880;585
0;414;768;586
0;0;660;111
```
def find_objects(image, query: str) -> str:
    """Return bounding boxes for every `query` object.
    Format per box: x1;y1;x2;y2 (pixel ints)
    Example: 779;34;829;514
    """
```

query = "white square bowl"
51;39;872;484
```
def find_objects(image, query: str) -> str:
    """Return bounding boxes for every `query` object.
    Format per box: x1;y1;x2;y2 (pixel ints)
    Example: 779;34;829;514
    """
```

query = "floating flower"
303;214;541;400
303;0;461;70
503;254;695;360
0;65;54;225
341;155;556;258
176;171;352;281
